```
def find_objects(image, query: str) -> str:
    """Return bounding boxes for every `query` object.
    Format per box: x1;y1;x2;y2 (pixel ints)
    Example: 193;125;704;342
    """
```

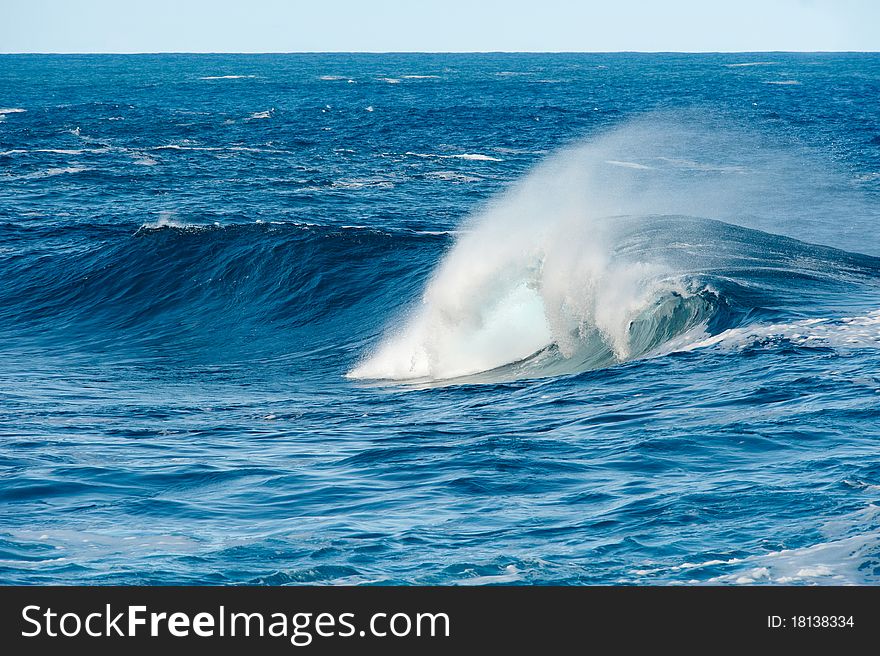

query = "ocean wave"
349;120;880;384
0;217;446;356
765;80;801;85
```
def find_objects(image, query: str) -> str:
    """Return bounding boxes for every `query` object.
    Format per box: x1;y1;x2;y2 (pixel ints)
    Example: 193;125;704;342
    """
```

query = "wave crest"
349;117;880;383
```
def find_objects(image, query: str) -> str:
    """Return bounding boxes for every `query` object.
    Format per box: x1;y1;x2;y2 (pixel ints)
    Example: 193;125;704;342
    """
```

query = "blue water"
1;53;879;585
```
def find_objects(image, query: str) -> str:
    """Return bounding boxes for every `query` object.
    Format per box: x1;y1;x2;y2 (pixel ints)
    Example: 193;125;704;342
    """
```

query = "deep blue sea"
1;53;878;585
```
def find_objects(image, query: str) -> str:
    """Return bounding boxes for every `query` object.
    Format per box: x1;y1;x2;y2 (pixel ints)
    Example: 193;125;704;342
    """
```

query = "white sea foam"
634;505;880;585
378;77;401;84
138;212;216;231
0;107;25;122
0;149;92;156
248;109;274;120
457;565;521;585
149;144;276;154
199;75;256;80
674;311;880;353
405;152;502;162
765;80;801;85
706;509;880;585
15;166;91;180
401;75;440;79
140;212;186;230
41;148;87;155
152;144;199;150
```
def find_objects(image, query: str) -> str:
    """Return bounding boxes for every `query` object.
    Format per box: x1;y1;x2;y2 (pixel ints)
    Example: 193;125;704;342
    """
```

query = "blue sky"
2;0;878;53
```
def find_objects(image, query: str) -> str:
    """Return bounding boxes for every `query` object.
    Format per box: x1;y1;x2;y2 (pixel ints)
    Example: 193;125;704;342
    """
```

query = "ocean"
0;53;878;585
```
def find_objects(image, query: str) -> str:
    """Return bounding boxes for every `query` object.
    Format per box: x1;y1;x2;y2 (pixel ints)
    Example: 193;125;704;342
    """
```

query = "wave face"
1;53;880;586
0;220;439;366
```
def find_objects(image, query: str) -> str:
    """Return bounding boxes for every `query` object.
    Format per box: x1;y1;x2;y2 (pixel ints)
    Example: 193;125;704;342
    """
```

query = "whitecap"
138;212;211;231
247;109;274;120
36;148;87;155
199;75;256;80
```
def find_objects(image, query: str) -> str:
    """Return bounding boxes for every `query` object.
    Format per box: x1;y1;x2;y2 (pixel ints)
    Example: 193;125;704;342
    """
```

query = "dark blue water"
1;53;879;585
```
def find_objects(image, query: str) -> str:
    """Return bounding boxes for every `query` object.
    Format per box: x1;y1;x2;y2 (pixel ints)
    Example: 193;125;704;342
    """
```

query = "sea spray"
349;113;877;381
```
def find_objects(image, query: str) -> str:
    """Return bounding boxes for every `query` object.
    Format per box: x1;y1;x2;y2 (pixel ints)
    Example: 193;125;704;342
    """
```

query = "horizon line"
2;50;879;56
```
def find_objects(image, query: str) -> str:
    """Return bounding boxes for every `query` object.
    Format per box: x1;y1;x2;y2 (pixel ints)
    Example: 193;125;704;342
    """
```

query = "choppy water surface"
1;53;879;584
